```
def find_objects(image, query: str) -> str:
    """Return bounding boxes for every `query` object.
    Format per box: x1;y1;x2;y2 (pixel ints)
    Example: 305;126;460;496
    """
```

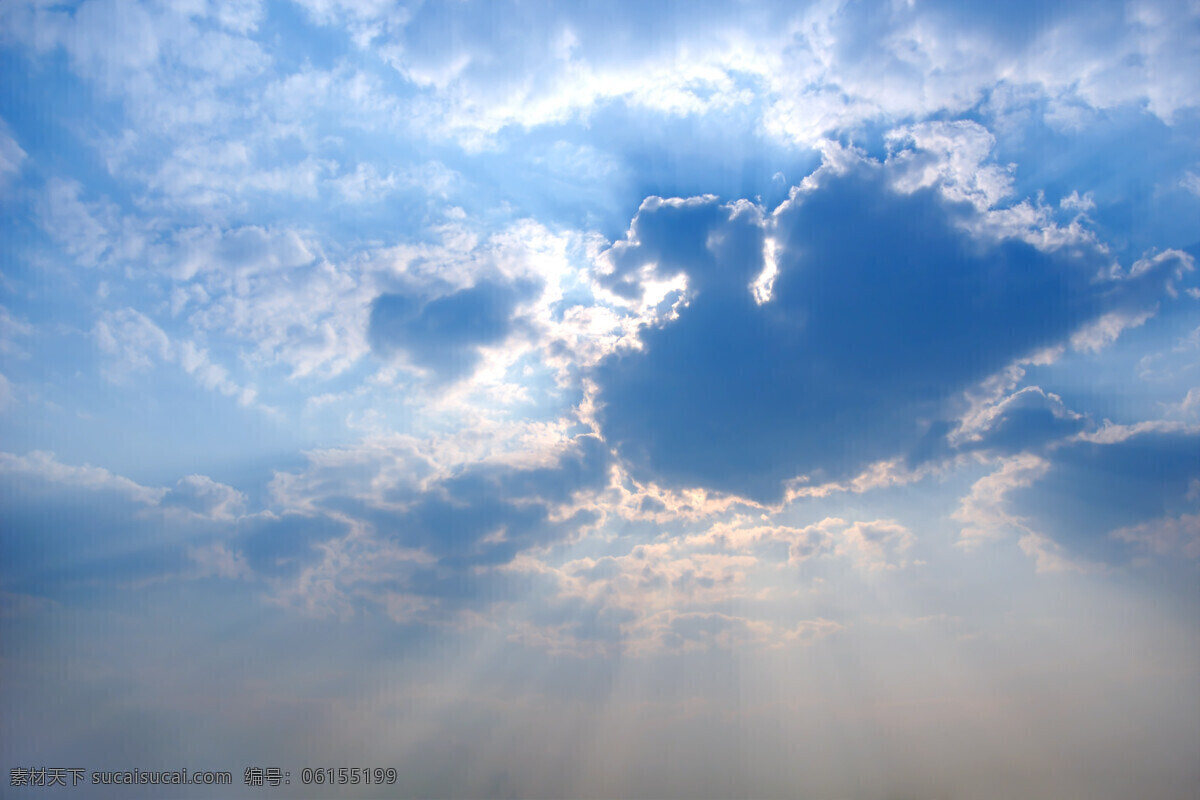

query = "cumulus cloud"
165;227;374;381
283;0;1200;148
171;225;315;281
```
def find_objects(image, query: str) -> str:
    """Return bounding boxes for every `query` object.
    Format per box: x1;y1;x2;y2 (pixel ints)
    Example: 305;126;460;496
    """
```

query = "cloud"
251;433;612;621
1016;531;1101;574
954;424;1200;570
953;454;1051;549
177;340;259;406
171;225;315;281
210;0;264;35
284;0;1200;150
886;121;1017;210
0;305;33;359
62;0;161;79
684;515;919;571
0;451;266;595
0;118;26;181
37;179;114;267
1006;426;1200;564
368;278;540;383
658;611;773;652
1110;512;1200;560
163;474;248;521
951;386;1089;457
94;307;172;378
0;450;166;506
836;519;916;571
166;225;374;381
188;540;254;579
355;433;610;563
1184;170;1200;197
93;307;262;406
592;144;1193;502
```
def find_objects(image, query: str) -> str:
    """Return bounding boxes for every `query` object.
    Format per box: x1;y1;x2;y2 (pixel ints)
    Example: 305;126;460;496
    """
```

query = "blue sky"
2;1;1199;797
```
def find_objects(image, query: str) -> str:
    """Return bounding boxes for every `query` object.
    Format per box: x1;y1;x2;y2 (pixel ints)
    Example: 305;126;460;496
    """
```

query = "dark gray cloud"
964;388;1090;455
1010;428;1200;564
238;512;350;576
908;387;1091;467
368;278;540;381
0;435;609;623
258;435;611;589
593;164;1192;501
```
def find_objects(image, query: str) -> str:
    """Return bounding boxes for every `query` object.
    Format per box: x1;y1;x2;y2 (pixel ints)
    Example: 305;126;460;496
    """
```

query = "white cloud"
172;226;370;380
1017;531;1102;575
954;454;1050;548
170;225;315;282
165;474;248;521
65;0;161;79
886;121;1015;210
836;520;916;571
1027;1;1200;124
1110;512;1200;560
1070;307;1156;352
178;341;258;406
210;0;264;34
0;305;32;358
883;122;1105;251
267;434;437;513
291;0;409;48
1060;190;1096;212
0;450;167;505
953;385;1086;448
189;540;254;579
38;179;114;267
331;163;403;203
1160;388;1200;421
263;526;435;621
0;119;26;181
93;307;264;407
1183;170;1200;197
94;307;173;378
343;0;1200;149
782;617;844;645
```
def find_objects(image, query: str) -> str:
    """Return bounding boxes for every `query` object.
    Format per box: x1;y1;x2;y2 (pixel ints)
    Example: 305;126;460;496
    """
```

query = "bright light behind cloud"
2;1;1200;798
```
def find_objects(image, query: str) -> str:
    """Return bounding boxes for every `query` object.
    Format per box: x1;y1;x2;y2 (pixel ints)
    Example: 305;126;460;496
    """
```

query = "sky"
1;1;1199;798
